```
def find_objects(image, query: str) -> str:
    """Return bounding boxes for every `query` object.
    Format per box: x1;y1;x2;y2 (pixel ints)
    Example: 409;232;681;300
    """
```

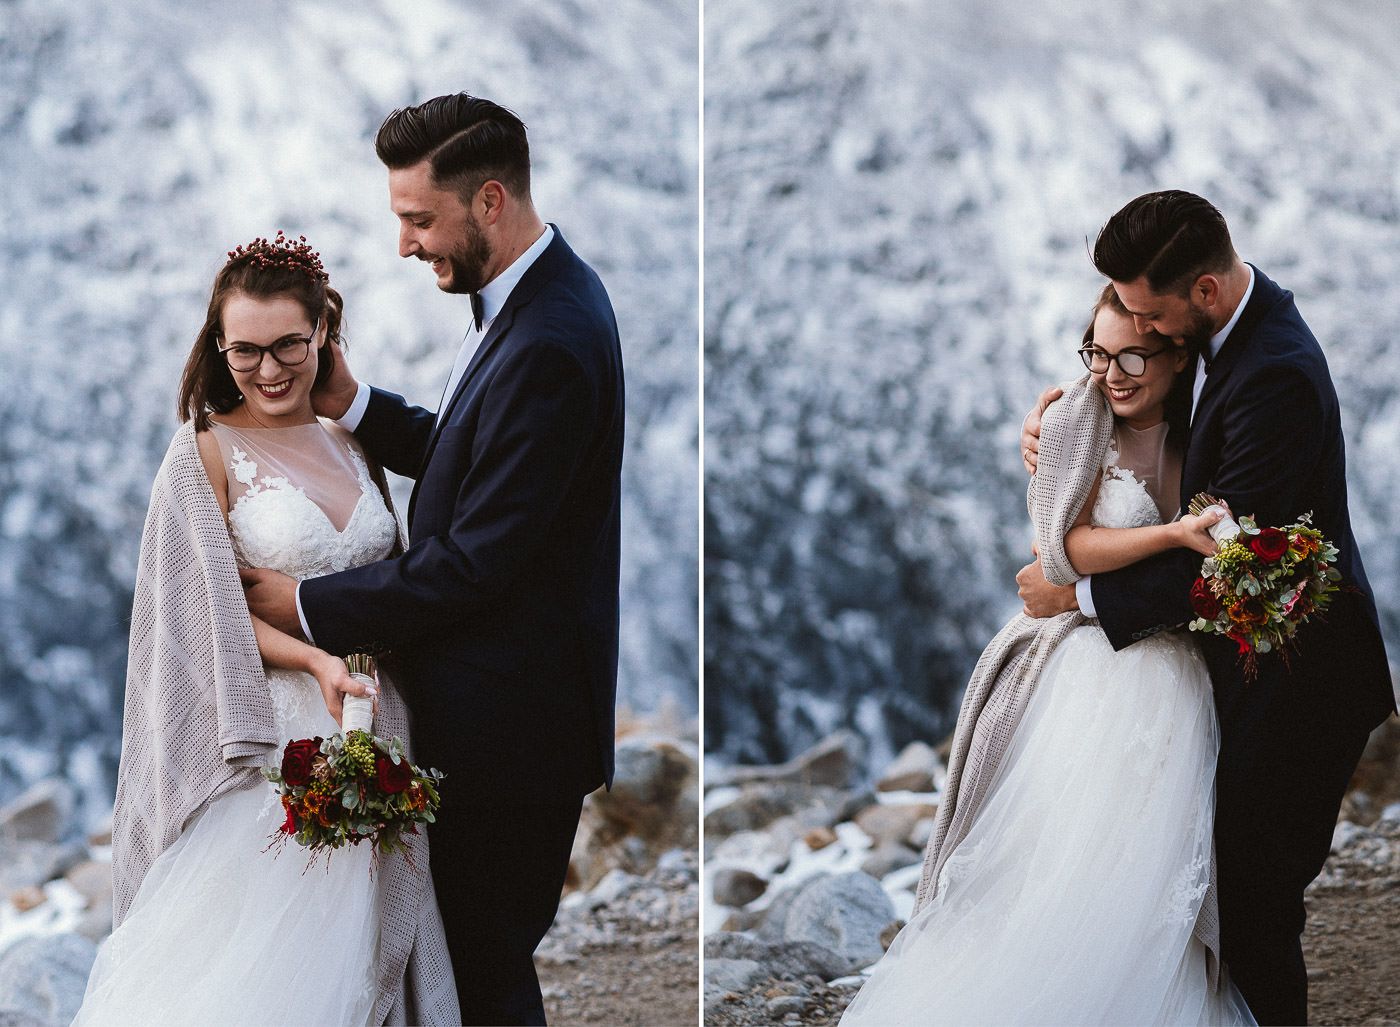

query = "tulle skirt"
841;626;1256;1026
74;670;381;1027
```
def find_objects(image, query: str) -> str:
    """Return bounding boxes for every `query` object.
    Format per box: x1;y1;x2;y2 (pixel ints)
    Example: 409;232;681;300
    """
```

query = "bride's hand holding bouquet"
1184;493;1342;679
263;654;444;864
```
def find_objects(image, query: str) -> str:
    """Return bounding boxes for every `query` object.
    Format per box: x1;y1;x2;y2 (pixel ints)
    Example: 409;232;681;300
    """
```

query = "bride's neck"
219;398;318;429
1118;407;1166;431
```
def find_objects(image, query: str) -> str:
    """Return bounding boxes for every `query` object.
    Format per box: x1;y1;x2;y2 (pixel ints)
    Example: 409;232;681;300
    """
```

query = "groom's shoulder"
1248;269;1325;363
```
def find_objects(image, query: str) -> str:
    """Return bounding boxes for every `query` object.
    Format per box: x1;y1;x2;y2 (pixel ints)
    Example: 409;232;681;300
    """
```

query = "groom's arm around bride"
1019;191;1393;1026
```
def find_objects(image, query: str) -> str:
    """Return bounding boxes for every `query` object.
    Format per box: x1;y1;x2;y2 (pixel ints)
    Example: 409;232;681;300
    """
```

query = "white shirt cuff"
1075;576;1097;619
295;582;316;645
335;382;371;432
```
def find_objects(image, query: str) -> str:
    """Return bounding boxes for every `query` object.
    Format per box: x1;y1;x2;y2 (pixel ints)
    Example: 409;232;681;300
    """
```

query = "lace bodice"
1090;422;1182;530
207;420;399;740
208;420;398;581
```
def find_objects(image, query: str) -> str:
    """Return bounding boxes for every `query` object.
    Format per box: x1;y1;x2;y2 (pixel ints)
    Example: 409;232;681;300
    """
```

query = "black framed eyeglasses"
218;319;320;373
1078;344;1170;378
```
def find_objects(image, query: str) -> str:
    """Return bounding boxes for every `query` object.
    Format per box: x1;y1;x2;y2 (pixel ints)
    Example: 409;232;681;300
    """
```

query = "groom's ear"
477;180;508;225
1193;274;1221;309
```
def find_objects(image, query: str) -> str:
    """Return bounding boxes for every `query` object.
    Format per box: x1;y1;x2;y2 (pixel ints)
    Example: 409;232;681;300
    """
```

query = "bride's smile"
1081;304;1188;430
218;292;326;427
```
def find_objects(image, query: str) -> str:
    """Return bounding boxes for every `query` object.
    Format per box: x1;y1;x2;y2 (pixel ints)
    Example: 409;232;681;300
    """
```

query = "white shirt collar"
1207;263;1255;361
477;224;554;328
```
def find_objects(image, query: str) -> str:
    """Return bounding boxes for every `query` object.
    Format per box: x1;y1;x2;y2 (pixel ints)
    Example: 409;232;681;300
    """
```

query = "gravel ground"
539;852;700;1026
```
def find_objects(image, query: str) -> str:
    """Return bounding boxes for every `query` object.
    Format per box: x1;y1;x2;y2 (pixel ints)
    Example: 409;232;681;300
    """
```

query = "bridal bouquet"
262;655;444;863
1185;493;1342;680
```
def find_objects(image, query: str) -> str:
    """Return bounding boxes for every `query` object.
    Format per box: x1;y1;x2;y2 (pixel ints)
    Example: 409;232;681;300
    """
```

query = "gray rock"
0;933;97;1027
876;741;942;793
853;803;938;847
860;842;920;880
709;732;861;790
62;861;112;907
767;995;810;1017
587;868;643;909
703;782;846;839
596;737;695;826
0;840;86;895
906;816;936;850
704;957;767;995
771;871;895;973
754;879;810;943
1332;820;1367;852
704;931;851;981
711;867;768;907
835;788;879;824
0;781;75;845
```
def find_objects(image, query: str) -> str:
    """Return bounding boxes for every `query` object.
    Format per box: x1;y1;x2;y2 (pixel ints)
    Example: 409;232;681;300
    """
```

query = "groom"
1018;191;1393;1025
244;93;623;1025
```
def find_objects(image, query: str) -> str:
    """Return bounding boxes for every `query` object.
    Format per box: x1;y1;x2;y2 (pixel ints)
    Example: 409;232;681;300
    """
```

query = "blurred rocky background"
704;0;1400;775
0;0;698;827
702;720;1400;1026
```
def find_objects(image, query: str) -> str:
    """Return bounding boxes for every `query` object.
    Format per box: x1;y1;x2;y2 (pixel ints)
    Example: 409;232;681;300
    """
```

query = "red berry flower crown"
226;230;327;283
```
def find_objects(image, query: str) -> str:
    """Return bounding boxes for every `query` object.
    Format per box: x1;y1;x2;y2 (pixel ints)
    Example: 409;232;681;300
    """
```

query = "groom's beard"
439;211;493;295
1182;305;1215;357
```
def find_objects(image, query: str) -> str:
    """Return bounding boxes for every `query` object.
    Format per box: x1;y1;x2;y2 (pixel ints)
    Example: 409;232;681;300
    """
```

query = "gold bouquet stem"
344;652;378;678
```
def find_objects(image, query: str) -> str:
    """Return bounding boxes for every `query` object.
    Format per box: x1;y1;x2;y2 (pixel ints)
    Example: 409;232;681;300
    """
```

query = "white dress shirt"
295;225;555;643
1075;265;1256;619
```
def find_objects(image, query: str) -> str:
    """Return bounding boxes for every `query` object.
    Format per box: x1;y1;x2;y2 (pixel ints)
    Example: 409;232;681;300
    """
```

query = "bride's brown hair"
178;234;344;431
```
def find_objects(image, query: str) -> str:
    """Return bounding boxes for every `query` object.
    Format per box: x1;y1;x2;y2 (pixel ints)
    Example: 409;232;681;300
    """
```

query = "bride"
74;234;459;1025
840;286;1256;1025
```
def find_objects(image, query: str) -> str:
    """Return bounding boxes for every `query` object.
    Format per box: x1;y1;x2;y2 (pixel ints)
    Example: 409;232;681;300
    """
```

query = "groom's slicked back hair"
375;93;531;202
1093;190;1235;295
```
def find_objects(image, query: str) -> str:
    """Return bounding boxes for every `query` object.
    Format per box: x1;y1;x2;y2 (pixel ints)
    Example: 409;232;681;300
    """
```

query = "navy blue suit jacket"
300;228;623;799
1090;267;1392;729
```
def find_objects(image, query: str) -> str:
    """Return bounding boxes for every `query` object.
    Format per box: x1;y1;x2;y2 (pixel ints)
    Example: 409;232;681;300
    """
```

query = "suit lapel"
405;227;574;527
1190;266;1278;428
1182;266;1282;494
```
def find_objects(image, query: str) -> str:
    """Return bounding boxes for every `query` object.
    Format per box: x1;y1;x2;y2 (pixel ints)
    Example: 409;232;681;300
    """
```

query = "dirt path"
539;854;700;1026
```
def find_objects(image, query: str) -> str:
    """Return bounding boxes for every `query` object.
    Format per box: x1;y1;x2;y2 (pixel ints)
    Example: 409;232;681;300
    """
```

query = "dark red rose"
1190;577;1222;619
1249;527;1289;563
281;738;322;787
376;756;413;794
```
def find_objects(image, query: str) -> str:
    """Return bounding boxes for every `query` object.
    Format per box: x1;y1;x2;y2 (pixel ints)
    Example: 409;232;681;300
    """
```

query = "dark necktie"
470;293;484;332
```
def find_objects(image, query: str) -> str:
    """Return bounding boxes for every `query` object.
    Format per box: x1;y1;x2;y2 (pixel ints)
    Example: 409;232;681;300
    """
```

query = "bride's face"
1088;307;1187;429
219;292;325;426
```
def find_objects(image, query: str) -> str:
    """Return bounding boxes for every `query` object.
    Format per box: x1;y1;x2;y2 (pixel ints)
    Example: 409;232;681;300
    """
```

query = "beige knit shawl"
910;375;1220;989
110;421;460;1025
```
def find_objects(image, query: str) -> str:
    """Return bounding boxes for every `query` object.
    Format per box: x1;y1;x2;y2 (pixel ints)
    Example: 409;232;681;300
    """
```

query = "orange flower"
1229;599;1268;628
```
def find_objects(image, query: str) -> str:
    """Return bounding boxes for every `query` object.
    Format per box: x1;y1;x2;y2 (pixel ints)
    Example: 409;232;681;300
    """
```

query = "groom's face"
389;161;493;295
1111;276;1214;348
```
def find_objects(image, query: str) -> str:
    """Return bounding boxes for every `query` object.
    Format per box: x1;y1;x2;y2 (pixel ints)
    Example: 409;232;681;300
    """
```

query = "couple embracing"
76;93;623;1026
843;191;1393;1025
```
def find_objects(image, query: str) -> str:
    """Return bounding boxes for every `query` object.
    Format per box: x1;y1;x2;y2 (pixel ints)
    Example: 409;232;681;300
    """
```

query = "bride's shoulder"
318;418;370;461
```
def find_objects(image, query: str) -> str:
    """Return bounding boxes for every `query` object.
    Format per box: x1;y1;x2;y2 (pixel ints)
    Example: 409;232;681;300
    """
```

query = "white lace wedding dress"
74;419;400;1027
841;423;1256;1026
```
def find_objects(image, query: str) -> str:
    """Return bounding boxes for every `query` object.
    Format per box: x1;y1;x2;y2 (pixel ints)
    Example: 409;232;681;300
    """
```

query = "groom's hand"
311;336;361;421
1017;552;1078;618
239;567;303;637
1020;385;1063;475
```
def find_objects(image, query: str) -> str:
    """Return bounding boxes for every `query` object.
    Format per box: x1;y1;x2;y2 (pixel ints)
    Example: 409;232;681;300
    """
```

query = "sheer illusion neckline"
208;418;322;431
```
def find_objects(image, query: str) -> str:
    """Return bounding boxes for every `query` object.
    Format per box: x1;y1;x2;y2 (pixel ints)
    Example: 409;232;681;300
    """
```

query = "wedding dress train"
841;423;1256;1026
